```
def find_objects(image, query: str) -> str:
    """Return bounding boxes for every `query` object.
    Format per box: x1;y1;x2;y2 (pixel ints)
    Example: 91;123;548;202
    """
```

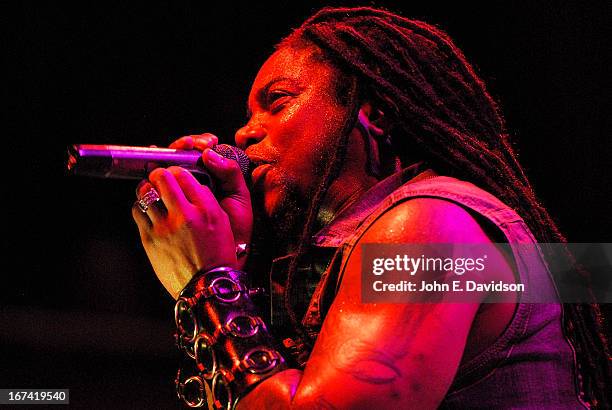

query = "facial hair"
249;174;309;259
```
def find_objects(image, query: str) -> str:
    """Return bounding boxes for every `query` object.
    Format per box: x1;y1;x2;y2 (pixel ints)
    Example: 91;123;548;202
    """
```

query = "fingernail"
181;136;192;147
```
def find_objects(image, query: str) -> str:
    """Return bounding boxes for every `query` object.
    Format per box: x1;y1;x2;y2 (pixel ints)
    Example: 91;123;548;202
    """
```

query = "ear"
357;101;390;138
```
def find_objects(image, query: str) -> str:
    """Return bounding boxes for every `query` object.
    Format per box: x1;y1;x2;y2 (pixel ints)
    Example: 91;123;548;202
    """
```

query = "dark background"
4;1;610;408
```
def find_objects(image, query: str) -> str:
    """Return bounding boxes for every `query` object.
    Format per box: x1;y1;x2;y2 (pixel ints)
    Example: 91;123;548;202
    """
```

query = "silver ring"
137;187;160;213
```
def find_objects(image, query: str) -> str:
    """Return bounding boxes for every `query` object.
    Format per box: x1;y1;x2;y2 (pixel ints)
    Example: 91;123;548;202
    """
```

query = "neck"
316;174;374;227
316;126;384;227
271;170;378;256
276;126;392;254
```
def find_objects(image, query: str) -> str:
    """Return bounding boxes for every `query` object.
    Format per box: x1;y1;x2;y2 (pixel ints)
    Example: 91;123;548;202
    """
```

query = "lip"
251;163;272;185
247;153;271;166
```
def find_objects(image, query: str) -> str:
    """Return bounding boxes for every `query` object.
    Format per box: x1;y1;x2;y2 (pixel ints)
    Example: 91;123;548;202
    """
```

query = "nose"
235;122;267;150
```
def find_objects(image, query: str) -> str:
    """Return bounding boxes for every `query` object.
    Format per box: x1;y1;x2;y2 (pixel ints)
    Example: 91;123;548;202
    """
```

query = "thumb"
202;148;249;197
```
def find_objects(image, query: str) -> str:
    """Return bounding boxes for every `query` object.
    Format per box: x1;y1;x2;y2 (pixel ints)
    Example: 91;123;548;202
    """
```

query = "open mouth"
246;153;270;166
245;150;277;185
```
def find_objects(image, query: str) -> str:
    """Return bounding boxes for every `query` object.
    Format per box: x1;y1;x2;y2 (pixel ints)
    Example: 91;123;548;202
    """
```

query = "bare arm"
238;198;514;409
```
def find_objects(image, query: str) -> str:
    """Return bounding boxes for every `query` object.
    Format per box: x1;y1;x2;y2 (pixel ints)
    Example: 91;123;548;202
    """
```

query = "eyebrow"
246;76;296;118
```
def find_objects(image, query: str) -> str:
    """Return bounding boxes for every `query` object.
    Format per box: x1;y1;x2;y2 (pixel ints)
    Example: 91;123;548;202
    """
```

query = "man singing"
132;7;609;409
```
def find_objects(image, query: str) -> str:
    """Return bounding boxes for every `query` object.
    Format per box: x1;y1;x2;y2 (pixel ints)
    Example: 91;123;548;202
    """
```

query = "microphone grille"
213;144;251;177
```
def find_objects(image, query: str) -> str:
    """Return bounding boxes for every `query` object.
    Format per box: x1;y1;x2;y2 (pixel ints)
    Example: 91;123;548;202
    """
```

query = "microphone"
67;144;251;187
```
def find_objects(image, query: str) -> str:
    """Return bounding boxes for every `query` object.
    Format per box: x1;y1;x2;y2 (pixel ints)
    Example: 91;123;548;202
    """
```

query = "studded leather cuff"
174;267;287;409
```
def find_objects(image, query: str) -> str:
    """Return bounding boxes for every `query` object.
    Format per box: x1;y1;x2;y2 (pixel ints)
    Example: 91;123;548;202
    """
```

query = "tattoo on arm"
321;305;429;386
331;337;403;384
297;395;339;410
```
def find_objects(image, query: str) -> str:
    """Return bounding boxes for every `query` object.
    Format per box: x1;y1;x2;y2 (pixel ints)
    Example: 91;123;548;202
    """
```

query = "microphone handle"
67;144;250;187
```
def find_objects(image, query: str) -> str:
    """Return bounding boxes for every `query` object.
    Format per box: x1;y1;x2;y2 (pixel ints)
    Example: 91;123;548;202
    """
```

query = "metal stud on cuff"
211;369;233;410
175;299;200;358
241;347;282;374
220;315;264;338
176;369;213;409
194;334;218;379
204;277;245;303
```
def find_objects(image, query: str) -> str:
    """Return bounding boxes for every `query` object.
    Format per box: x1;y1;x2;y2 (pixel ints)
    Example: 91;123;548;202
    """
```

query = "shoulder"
360;197;494;244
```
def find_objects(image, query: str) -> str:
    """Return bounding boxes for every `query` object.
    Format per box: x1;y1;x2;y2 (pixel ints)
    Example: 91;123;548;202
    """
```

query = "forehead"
248;46;336;100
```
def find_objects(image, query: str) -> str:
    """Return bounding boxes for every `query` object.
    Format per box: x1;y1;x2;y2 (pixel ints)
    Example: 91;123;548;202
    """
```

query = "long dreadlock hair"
274;6;610;407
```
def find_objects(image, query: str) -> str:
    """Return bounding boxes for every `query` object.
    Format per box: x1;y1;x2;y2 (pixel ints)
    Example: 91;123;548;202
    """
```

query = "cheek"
277;142;324;190
277;105;345;169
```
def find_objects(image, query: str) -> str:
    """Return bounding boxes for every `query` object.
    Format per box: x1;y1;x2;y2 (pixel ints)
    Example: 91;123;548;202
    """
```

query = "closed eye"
267;90;293;113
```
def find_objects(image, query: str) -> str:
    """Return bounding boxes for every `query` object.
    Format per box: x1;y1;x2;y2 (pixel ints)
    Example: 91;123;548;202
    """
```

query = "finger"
148;168;190;213
169;136;194;150
169;166;217;208
202;148;249;196
132;201;152;230
135;179;150;197
169;133;218;151
132;204;155;249
192;133;218;151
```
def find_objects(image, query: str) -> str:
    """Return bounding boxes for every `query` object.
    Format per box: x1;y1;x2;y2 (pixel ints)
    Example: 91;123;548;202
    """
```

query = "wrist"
196;243;250;276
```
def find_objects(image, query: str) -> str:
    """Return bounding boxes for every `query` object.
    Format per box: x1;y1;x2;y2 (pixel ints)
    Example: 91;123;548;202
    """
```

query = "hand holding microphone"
68;133;254;298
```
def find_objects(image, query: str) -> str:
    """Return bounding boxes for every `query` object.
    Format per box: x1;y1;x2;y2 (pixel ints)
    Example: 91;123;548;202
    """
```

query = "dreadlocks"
277;6;610;407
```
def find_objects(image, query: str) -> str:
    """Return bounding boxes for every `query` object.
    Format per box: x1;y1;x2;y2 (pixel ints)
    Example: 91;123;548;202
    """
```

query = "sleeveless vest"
268;164;587;408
